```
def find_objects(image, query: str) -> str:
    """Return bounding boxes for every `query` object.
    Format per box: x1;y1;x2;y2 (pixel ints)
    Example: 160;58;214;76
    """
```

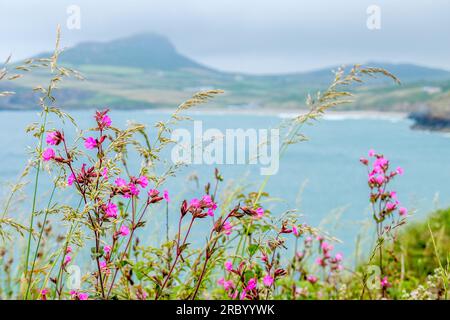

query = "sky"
1;0;449;74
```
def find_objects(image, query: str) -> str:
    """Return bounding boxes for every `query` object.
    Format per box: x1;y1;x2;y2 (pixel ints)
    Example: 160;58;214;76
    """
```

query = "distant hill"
270;62;450;85
2;32;450;121
365;62;450;82
28;33;450;83
35;33;210;71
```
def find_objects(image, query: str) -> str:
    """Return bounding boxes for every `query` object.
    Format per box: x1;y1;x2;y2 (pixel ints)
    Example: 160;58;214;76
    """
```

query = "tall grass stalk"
24;110;48;299
25;171;60;298
428;222;448;299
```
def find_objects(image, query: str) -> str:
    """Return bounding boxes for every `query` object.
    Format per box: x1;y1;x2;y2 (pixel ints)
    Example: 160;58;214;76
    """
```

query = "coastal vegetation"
2;33;450;131
0;30;448;300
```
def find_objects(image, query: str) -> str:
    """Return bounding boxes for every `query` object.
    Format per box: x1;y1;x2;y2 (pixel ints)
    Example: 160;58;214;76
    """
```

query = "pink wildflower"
190;198;200;208
223;221;233;235
46;131;61;145
40;288;49;300
223;281;234;291
68;173;75;186
207;201;218;217
105;202;118;218
115;177;127;187
374;157;388;168
163;190;170;202
104;245;112;254
246;278;257;291
399;207;408;216
99;260;108;270
42;148;55;161
306;275;318;284
84;137;97;150
217;278;234;291
137;176;148;188
292;225;299;236
101;167;108;180
101;114;112;128
380;276;391;288
224;261;233;272
321;241;333;253
78;293;89;300
119;225;130;237
263;274;274;287
64;254;71;265
129;183;140;196
315;257;325;267
368;149;375;157
95;109;112;129
386;202;397;211
256;207;264;219
375;175;385;185
396;166;404;175
202;195;213;205
148;189;160;197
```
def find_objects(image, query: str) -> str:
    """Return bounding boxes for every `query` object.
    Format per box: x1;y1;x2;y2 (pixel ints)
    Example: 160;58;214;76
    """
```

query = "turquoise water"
1;110;450;258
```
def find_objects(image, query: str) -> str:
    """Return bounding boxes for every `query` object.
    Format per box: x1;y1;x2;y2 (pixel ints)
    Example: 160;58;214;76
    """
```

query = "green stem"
54;197;83;299
24;110;48;299
25;173;59;298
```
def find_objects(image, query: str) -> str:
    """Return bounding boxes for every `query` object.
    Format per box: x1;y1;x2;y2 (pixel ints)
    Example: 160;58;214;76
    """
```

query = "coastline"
0;106;409;120
141;107;408;120
409;112;450;132
0;107;412;124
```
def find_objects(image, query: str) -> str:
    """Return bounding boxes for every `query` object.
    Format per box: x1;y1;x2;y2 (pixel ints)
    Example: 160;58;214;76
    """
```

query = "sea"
1;109;449;261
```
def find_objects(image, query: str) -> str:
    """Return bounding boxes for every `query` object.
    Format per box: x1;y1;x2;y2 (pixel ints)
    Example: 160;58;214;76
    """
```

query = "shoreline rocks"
409;111;450;131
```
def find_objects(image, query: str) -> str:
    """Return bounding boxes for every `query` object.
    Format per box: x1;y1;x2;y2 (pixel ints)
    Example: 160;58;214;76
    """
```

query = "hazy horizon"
7;31;450;76
2;0;449;74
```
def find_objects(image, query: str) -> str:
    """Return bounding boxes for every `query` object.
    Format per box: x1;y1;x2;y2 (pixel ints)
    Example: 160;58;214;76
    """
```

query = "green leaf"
247;244;259;256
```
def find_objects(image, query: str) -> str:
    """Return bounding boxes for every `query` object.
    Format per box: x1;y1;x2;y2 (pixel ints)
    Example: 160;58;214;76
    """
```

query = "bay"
1;110;449;259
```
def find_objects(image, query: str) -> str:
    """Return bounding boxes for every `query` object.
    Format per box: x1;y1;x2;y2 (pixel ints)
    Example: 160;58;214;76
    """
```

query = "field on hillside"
3;63;450;113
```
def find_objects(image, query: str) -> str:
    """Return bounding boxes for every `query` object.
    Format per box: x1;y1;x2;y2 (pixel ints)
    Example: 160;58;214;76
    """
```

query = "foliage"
0;28;447;301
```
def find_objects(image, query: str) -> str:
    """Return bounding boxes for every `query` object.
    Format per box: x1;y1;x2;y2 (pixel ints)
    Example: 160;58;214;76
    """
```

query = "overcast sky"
1;0;449;74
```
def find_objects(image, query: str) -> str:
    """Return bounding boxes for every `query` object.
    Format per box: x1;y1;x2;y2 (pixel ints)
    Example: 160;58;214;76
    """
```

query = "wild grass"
0;28;447;300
